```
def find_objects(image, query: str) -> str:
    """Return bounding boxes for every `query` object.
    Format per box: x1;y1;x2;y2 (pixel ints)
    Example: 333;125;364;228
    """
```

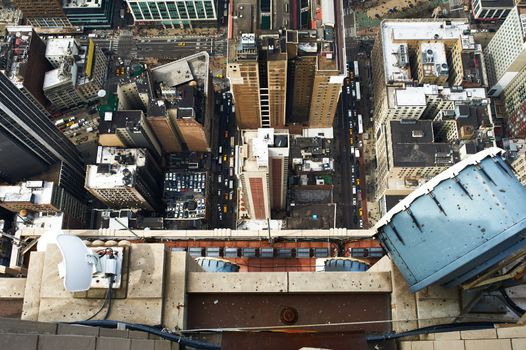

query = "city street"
80;33;227;60
209;92;237;228
336;74;364;229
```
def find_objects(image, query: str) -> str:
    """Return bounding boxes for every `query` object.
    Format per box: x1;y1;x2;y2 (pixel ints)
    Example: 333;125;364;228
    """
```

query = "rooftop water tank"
195;257;240;272
375;147;526;292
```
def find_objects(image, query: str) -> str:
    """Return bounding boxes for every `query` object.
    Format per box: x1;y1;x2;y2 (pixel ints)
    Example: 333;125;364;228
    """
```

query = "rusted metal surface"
187;293;391;350
0;300;23;318
221;331;368;350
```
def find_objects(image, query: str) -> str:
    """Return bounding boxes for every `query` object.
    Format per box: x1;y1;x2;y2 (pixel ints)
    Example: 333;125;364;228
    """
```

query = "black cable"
367;322;499;342
103;276;114;320
85;288;110;321
499;287;526;317
70;320;220;350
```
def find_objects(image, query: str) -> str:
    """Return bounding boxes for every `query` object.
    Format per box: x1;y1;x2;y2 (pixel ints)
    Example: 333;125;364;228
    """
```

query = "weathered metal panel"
377;148;526;292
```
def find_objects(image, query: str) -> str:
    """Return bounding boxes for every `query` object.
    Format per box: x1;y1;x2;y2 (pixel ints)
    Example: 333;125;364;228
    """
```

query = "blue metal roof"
375;148;526;292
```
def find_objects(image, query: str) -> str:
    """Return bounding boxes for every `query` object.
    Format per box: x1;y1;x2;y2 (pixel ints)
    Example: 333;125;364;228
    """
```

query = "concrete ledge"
461;329;497;340
0;333;38;350
288;271;391;293
20;228;375;240
0;278;25;299
187;272;288;293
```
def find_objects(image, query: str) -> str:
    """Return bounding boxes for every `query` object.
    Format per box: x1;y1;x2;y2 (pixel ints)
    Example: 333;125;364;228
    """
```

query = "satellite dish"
97;89;107;98
55;234;96;292
37;229;63;252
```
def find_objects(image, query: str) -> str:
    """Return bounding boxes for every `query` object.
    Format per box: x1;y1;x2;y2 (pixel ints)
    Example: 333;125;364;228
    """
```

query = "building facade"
12;0;72;27
85;147;162;211
0;72;86;200
239;129;289;220
484;5;526;97
62;0;114;28
126;0;217;27
471;0;514;21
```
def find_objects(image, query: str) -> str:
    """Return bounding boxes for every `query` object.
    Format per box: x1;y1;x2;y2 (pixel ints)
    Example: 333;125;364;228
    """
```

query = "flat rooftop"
43;63;77;89
479;0;514;7
85;147;147;189
380;20;470;83
45;37;78;57
62;0;102;8
390;120;454;168
0;181;53;206
151;52;209;94
242;129;289;170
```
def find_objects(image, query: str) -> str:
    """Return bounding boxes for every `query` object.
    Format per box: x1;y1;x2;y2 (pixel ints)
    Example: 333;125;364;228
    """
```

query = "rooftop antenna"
55;233;122;292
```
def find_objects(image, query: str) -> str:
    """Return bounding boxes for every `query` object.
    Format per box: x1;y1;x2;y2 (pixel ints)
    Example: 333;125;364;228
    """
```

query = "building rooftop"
85;147;147;189
380;20;470;83
0;26;34;87
390;120;454;168
151;52;209;94
241;128;289;170
419;42;448;79
99;110;143;134
86;146;146;188
0;181;54;207
479;0;514;7
62;0;102;8
45;37;78;57
43;61;77;89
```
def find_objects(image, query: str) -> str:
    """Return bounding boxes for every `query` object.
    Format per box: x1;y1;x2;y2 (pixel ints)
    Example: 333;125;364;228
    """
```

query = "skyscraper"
12;0;71;28
0;72;86;200
484;5;526;97
226;0;345;130
239;129;289;220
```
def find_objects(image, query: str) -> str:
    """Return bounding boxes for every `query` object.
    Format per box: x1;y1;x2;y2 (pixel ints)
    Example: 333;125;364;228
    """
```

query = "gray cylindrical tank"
195;257;240;272
323;258;369;272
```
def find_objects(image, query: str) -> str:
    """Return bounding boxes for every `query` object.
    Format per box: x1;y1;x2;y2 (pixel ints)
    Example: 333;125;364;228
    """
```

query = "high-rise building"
227;0;346;130
62;0;114;28
116;52;213;153
147;99;183;153
0;26;53;114
126;0;217;28
0;180;89;228
12;0;72;28
85;147;162;211
0;72;86;200
43;58;85;111
371;20;484;131
43;38;107;111
471;0;514;21
151;52;213;152
98;110;162;158
501;65;526;137
484;5;526;97
239;129;289;220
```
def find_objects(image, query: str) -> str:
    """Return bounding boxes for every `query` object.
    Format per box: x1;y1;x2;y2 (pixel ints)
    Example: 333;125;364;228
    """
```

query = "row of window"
129;0;215;21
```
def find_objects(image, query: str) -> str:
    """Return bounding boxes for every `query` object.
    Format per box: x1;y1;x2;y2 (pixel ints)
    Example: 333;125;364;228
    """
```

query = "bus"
353;61;360;78
357;114;363;134
355;82;361;101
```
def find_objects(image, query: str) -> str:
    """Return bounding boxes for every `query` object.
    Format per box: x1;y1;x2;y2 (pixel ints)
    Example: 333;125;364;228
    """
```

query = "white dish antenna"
56;234;96;292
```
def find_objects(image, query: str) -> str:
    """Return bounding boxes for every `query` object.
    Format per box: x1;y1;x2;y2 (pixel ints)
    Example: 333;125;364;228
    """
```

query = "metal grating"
206;247;221;257
260;248;274;258
277;248;292;258
189;247;204;257
224;247;239;258
242;248;257;258
314;248;330;258
296;248;311;258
